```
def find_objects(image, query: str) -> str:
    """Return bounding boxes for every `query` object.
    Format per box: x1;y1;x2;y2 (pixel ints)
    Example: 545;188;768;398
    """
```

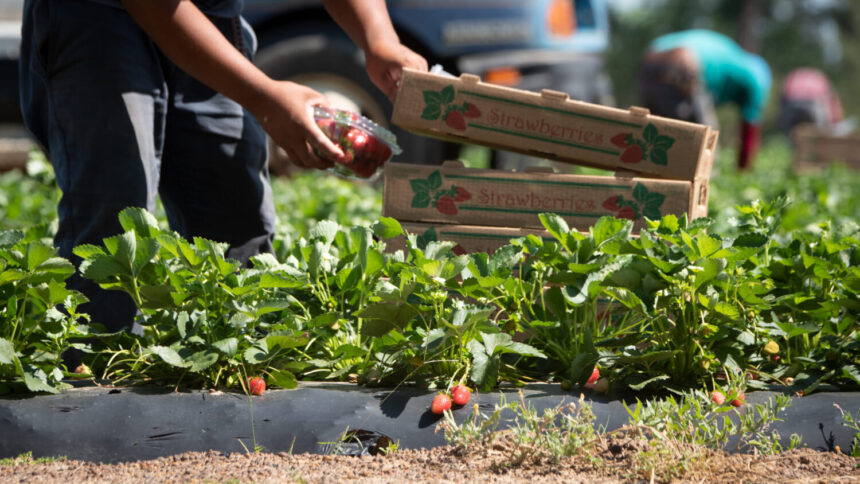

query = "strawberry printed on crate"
409;170;472;215
420;85;481;132
610;132;629;149
600;183;666;221
612;123;675;165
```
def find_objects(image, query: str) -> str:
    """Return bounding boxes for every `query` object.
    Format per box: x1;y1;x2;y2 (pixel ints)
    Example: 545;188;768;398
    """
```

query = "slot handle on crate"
540;89;569;102
628;106;650;117
612;170;638;179
523;166;556;174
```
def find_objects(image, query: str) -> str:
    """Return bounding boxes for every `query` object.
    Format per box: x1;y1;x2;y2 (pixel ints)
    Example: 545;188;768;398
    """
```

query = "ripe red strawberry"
464;103;481;118
431;393;452;414
248;377;266;396
452;244;467;256
610;133;629;148
602;196;621;212
620;145;643;163
316;117;335;135
617;206;636;220
345;127;370;153
584;367;600;389
453;187;471;202
450;385;471;406
710;390;726;405
376;143;393;165
445;110;467;130
436;195;458;215
730;392;745;407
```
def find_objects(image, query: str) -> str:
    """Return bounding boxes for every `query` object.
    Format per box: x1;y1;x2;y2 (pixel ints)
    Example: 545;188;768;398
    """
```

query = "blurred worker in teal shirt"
637;29;772;170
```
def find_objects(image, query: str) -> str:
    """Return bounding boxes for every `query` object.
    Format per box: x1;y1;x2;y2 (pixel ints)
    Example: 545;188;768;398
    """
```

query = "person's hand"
252;80;345;169
365;40;428;102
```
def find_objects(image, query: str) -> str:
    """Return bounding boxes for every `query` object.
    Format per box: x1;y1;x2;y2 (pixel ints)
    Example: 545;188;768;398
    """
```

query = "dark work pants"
19;0;276;334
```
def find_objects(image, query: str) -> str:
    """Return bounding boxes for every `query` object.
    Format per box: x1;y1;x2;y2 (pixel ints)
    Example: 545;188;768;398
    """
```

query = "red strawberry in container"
313;105;401;179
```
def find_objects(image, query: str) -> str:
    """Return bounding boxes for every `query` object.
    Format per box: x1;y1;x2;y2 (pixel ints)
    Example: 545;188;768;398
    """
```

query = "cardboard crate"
392;68;718;181
792;124;860;171
384;222;553;255
383;161;708;232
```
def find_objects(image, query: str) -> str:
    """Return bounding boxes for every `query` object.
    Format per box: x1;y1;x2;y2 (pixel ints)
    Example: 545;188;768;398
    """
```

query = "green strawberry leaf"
440;85;455;104
428;170;443;190
653;134;675;151
468;339;499;392
0;230;23;249
643;205;662;221
0;337;14;364
78;255;127;282
643;123;658;144
417;227;438;248
212;337;239;356
421;104;441;121
373;217;404;239
266;368;297;389
411;191;431;208
644;192;665;206
410;178;430;194
187;350;219;372
632;183;648;204
118;207;160;238
150;345;191;368
423;90;441;106
539;213;570;242
650;148;668;165
21;364;58;394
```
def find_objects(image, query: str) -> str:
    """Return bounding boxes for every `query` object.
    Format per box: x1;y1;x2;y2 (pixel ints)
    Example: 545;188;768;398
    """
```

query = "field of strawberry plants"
0;141;858;402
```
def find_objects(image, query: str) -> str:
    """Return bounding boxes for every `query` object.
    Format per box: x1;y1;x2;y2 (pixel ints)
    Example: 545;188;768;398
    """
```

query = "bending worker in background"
637;29;772;170
19;0;426;344
778;67;844;138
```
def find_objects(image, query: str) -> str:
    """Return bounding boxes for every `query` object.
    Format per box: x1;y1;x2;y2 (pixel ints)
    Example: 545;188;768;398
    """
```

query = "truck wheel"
254;25;446;176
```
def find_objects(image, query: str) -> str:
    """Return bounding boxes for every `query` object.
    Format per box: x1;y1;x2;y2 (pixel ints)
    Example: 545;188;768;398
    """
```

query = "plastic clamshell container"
314;106;402;179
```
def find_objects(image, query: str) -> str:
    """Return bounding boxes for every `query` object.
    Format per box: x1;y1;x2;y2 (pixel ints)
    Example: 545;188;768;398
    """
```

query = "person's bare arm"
322;0;427;101
121;0;342;168
738;121;761;170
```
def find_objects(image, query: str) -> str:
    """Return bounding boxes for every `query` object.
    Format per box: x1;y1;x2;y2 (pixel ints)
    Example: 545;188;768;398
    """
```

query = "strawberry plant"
74;208;309;390
0;229;89;393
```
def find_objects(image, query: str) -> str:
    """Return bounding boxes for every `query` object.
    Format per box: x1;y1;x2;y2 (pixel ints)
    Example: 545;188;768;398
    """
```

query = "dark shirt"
87;0;243;18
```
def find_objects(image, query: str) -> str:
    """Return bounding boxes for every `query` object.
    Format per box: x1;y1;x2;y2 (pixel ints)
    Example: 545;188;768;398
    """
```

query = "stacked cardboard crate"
384;69;719;254
792;124;860;171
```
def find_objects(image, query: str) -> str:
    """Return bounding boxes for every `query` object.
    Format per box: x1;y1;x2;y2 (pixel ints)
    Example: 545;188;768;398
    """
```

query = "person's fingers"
307;120;345;162
283;146;308;168
305;140;335;169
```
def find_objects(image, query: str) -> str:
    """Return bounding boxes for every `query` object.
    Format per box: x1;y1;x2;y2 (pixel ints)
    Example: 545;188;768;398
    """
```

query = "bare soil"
2;441;857;483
